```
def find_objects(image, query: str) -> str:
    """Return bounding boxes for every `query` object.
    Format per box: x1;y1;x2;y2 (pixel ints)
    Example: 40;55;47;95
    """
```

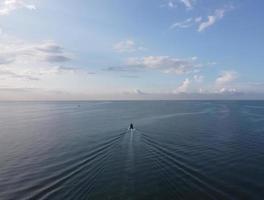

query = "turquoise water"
0;101;264;199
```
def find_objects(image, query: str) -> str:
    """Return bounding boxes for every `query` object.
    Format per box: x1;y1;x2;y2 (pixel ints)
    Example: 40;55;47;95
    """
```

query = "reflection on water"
0;101;264;199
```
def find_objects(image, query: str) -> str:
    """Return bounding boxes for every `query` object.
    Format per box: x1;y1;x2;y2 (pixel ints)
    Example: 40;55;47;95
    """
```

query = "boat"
129;123;134;130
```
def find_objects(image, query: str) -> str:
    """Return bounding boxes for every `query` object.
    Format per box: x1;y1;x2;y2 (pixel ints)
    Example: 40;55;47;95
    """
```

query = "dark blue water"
0;101;264;199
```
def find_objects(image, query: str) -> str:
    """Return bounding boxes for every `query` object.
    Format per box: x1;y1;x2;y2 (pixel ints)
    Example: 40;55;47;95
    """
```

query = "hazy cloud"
0;87;80;101
126;56;201;75
0;56;14;65
120;75;139;78
134;89;147;95
104;66;141;72
167;1;177;8
169;3;233;32
217;87;240;94
113;40;146;53
0;35;77;82
170;16;202;30
166;0;195;9
44;55;71;63
216;70;237;86
105;56;203;75
170;18;193;29
0;37;72;65
173;78;191;93
180;0;194;9
0;0;36;16
56;66;95;75
193;74;203;82
198;6;232;32
36;42;64;53
0;68;39;80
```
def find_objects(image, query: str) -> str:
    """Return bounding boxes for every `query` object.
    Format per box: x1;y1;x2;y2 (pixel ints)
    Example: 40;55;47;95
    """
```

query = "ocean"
0;101;264;199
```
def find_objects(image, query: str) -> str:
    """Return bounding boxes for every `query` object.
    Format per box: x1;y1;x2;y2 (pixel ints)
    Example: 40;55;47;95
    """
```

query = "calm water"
1;101;264;199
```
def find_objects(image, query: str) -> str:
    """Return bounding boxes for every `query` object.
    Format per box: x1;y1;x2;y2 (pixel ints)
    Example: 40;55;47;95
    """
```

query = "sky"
0;0;264;100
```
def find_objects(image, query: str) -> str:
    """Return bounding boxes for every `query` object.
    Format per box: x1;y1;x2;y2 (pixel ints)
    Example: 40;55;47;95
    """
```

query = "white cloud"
0;35;77;81
0;68;39;80
24;4;35;10
113;40;145;53
191;56;198;60
193;74;203;82
0;0;36;16
36;42;64;53
218;87;238;94
198;7;231;32
167;1;177;8
134;89;147;95
170;5;233;32
170;18;193;29
195;16;202;23
170;17;203;30
198;88;204;93
174;78;191;93
216;70;237;86
164;0;195;10
180;0;194;9
0;37;72;64
126;56;201;75
172;75;203;94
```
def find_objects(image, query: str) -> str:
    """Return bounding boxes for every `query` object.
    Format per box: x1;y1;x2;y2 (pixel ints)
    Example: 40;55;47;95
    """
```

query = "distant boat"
129;123;134;130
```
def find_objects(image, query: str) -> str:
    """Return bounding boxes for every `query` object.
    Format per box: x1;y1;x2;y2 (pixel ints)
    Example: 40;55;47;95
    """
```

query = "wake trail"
120;130;136;199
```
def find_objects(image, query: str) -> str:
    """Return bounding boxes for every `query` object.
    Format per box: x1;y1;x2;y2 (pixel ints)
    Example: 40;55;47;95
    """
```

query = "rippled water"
1;101;264;199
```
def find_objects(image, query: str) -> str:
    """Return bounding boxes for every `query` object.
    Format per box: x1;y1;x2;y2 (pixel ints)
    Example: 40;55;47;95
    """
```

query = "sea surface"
1;101;264;200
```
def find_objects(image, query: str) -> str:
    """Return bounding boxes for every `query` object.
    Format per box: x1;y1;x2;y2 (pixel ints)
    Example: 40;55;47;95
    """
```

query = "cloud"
170;18;193;29
0;0;36;16
174;78;191;93
0;87;81;101
122;89;148;96
44;55;71;63
165;0;194;10
36;42;64;53
216;70;237;86
217;88;240;94
126;56;201;75
0;35;77;81
104;65;141;72
198;6;232;32
134;89;147;95
105;56;204;75
170;4;233;32
120;75;139;78
55;66;95;74
24;4;35;10
0;85;262;101
193;74;203;82
0;38;72;64
0;68;39;80
167;1;177;8
0;65;82;81
170;16;202;30
0;56;14;65
180;0;194;9
113;40;146;53
195;16;202;23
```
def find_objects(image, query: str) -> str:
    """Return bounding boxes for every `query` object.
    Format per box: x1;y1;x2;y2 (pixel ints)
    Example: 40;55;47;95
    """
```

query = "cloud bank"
125;56;201;74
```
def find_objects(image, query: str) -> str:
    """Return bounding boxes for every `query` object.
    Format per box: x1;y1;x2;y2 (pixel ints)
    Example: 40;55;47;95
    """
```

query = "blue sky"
0;0;263;100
